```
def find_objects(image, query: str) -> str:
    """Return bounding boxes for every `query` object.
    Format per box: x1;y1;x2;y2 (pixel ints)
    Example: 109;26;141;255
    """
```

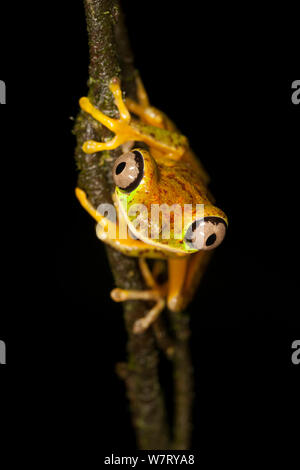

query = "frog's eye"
112;150;144;192
185;216;227;251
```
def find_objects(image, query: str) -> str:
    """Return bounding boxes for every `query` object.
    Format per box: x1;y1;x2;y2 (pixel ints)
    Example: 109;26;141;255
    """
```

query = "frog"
76;76;228;334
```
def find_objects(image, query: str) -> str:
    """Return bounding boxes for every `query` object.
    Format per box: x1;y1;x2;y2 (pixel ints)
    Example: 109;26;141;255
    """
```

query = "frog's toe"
133;297;165;335
132;318;147;334
111;288;128;302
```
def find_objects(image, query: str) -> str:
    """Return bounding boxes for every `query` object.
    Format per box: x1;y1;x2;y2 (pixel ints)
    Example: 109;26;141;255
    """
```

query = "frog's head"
112;148;228;255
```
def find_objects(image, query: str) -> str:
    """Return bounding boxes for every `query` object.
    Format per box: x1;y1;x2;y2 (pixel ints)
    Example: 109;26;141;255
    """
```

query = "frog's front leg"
79;78;138;153
76;187;166;257
111;258;167;334
80;78;186;159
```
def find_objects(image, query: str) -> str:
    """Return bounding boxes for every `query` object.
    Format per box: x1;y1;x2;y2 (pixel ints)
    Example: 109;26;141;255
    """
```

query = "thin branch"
169;311;194;450
74;0;170;449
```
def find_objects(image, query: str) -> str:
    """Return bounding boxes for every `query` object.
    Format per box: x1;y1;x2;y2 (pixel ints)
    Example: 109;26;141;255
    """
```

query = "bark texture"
74;0;194;449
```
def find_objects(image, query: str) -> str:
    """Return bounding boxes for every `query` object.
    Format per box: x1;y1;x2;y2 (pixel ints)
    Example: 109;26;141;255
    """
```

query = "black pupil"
206;233;217;246
116;161;126;175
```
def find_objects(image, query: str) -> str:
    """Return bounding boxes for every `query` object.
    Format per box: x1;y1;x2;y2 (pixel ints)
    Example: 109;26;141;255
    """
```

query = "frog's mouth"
115;194;191;256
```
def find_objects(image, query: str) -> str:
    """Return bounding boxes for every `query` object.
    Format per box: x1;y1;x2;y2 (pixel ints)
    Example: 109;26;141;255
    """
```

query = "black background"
0;0;299;458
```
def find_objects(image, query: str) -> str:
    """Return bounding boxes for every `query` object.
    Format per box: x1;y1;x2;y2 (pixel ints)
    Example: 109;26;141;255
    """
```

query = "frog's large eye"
112;150;144;192
185;216;227;251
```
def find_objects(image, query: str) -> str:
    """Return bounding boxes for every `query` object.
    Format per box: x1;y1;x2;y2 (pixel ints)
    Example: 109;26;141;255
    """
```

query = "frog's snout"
185;216;227;251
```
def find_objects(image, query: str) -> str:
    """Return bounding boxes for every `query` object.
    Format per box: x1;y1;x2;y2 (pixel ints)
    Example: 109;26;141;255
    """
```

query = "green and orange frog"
76;77;228;334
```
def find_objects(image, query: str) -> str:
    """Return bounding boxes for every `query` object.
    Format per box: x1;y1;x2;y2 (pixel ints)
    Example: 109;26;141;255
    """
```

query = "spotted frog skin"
76;77;228;334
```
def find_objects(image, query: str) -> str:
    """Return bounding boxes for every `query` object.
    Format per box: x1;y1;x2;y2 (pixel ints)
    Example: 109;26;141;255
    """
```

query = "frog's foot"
79;78;137;153
110;259;167;334
111;289;165;335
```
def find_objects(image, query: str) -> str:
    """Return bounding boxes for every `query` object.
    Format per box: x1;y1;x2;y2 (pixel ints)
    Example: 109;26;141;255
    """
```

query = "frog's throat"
115;194;190;257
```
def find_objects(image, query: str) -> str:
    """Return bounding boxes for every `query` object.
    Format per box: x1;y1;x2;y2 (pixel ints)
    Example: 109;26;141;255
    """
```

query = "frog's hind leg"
167;251;212;313
111;258;167;334
125;97;165;129
125;75;176;131
135;75;150;108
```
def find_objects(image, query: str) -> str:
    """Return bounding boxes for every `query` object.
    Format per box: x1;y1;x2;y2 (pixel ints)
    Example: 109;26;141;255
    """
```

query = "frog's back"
131;115;211;189
184;148;211;185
